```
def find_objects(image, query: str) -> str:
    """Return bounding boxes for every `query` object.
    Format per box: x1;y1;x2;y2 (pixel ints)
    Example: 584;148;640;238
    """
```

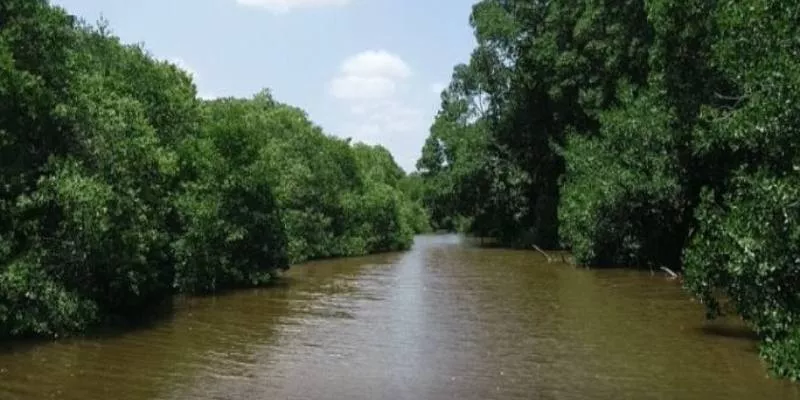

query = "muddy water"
0;234;798;399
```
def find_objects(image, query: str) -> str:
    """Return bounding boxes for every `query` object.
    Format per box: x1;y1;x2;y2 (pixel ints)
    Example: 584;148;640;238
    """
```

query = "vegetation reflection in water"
1;235;799;400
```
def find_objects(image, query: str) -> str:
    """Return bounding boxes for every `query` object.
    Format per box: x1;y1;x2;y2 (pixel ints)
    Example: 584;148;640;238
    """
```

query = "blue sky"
50;0;478;171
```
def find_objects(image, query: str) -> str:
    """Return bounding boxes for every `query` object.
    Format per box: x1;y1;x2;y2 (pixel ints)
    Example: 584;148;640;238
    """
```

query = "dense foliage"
0;0;423;339
418;0;800;379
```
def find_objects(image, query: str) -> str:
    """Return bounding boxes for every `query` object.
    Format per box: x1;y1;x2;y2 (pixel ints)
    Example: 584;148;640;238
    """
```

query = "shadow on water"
0;274;303;357
0;297;177;357
699;323;760;342
0;337;47;357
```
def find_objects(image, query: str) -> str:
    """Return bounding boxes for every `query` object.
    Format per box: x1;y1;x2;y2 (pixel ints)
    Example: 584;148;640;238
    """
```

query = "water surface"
1;234;797;399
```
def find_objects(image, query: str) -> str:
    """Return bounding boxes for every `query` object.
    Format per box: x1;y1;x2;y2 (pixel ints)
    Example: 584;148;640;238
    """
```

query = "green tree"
682;0;800;380
1;1;420;339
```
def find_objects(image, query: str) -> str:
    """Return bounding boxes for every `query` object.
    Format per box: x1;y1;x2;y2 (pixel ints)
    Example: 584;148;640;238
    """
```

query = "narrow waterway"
0;234;797;399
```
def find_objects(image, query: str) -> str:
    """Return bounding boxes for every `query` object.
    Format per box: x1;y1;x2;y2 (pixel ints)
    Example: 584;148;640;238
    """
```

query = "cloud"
329;50;411;100
236;0;349;13
341;100;430;170
344;101;426;138
340;50;411;80
328;50;432;171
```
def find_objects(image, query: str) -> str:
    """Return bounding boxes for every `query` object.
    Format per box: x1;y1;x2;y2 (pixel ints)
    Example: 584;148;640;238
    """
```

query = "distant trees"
417;0;800;379
0;0;425;339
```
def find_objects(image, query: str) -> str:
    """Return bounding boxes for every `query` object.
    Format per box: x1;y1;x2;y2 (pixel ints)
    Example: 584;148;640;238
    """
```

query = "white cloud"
340;50;411;80
342;100;430;169
328;50;432;171
236;0;349;13
345;101;426;137
329;50;411;101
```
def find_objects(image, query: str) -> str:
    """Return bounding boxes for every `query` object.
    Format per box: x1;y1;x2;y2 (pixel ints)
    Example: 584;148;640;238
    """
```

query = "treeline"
418;0;800;379
0;0;427;339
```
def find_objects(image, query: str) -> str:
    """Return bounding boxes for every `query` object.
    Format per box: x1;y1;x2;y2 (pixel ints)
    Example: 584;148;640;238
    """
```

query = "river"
0;234;798;399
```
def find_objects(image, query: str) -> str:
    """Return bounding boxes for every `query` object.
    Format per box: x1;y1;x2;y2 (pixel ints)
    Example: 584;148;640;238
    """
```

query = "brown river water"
1;234;798;399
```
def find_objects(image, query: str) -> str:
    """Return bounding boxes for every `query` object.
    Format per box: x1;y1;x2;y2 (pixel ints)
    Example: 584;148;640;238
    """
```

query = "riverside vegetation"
415;0;800;380
0;0;428;339
4;0;800;384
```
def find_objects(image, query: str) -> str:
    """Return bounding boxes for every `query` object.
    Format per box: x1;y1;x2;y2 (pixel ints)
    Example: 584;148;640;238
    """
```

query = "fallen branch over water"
533;245;555;263
660;266;679;279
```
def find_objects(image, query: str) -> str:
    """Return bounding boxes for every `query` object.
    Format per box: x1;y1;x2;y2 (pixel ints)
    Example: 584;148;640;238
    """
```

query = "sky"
50;0;479;171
